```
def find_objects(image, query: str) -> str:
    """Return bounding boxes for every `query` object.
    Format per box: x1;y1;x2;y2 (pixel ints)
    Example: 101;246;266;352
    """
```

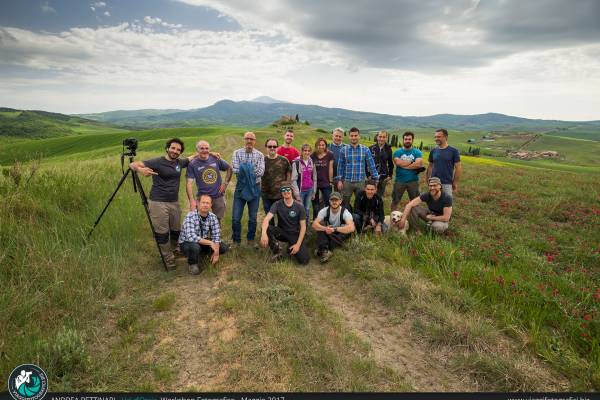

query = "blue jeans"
300;188;313;223
312;185;332;219
262;197;278;226
232;195;260;243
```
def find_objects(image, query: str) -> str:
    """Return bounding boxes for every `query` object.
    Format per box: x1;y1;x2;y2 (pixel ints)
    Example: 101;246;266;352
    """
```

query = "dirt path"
145;266;236;391
302;265;479;391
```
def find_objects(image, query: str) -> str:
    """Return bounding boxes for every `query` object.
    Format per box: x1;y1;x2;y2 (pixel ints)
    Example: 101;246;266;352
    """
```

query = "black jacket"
368;143;394;179
354;191;385;224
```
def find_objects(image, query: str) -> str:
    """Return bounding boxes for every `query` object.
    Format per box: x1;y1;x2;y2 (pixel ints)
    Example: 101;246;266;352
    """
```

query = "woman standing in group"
291;143;317;223
311;137;334;219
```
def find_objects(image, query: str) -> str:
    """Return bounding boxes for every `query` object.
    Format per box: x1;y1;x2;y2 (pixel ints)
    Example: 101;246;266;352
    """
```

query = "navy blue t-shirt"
420;192;452;216
428;146;460;185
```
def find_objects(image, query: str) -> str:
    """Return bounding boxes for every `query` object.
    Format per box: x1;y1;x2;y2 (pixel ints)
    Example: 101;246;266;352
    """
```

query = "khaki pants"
408;205;449;234
148;200;181;266
341;181;364;210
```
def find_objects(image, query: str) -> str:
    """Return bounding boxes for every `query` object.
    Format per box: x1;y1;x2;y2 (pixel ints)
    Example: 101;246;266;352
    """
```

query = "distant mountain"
77;100;600;135
250;96;289;104
0;108;116;138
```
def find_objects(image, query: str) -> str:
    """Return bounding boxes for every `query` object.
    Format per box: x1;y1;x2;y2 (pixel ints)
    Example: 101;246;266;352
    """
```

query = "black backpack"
324;205;347;227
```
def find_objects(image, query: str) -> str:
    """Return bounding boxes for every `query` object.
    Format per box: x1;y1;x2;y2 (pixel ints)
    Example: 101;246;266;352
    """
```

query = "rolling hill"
0;108;126;138
75;99;600;138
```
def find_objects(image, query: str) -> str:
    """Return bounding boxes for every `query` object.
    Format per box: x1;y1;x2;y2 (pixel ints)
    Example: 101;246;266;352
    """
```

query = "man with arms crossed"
369;130;394;199
391;131;423;211
179;195;229;275
398;177;452;234
427;128;462;198
186;140;232;225
312;191;356;263
260;182;309;265
130;138;195;270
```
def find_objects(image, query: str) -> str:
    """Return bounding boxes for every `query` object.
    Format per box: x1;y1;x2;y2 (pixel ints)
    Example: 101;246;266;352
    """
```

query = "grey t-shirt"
269;199;306;235
316;206;353;228
143;156;190;202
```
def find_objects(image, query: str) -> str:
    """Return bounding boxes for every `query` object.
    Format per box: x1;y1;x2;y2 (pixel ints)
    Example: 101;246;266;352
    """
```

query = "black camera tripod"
86;148;169;271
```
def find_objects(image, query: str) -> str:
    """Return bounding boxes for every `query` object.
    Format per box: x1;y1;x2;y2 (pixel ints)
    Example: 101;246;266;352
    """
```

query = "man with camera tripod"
130;138;196;270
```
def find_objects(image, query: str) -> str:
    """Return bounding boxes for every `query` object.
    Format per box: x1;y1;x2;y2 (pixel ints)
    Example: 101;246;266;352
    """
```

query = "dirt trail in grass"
302;265;478;391
146;265;236;391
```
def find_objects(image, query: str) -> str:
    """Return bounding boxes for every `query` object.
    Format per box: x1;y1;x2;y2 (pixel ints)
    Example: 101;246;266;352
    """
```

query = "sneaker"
188;264;200;275
319;249;332;263
270;253;283;262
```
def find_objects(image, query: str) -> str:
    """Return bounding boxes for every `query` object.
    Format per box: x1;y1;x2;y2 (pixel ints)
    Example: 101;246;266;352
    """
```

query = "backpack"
324;205;347;227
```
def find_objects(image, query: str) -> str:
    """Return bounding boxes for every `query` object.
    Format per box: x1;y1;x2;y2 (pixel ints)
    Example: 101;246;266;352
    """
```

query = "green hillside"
1;123;599;391
0;108;127;138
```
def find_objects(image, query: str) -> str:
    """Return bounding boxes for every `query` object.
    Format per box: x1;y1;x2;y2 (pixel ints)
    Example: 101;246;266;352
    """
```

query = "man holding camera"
130;138;196;270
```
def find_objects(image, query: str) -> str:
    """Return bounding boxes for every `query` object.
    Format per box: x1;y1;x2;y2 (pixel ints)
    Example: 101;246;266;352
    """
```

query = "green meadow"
1;123;599;391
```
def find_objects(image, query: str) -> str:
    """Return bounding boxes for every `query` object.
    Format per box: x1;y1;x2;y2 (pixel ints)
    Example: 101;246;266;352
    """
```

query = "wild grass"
1;123;598;391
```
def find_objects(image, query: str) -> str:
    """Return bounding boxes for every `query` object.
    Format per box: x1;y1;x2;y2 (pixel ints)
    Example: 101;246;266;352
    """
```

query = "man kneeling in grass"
399;177;452;234
312;191;356;263
179;194;229;275
260;182;309;265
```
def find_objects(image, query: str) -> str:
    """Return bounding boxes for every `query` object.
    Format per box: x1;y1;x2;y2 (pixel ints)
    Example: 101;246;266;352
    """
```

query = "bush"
40;327;89;378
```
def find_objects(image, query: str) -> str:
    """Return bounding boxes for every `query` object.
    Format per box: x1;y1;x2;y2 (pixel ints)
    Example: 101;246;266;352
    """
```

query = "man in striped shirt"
229;131;265;247
179;195;229;275
336;127;379;210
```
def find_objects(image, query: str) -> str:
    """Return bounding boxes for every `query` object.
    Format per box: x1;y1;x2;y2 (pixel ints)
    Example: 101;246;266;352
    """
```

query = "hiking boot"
230;241;241;249
173;246;185;258
319;249;332;263
247;239;259;249
166;263;177;271
188;264;200;275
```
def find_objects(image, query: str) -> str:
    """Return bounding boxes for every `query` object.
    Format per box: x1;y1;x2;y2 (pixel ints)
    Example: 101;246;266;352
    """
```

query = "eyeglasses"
198;147;209;150
280;188;292;193
267;145;278;149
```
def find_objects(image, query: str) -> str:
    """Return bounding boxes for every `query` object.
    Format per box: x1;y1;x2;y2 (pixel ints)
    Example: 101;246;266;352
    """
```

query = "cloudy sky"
1;0;599;120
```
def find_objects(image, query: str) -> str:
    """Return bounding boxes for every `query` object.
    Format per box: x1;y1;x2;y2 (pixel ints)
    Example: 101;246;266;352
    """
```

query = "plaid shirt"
232;148;265;184
336;144;379;182
178;210;221;244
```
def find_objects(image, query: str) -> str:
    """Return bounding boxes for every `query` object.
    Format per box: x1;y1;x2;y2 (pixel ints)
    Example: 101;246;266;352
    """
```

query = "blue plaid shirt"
336;144;379;182
178;210;221;244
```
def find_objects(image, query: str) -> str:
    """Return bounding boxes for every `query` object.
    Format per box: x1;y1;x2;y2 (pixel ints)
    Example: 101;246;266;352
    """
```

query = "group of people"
129;127;462;273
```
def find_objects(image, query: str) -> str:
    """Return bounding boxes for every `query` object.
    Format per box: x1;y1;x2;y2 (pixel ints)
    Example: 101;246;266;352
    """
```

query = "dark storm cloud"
214;0;600;70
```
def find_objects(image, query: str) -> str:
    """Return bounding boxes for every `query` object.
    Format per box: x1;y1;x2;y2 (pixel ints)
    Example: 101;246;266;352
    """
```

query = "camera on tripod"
122;137;138;156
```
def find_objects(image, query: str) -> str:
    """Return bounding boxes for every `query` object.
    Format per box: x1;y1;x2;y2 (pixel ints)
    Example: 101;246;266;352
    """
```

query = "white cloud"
41;2;56;14
0;13;599;119
104;11;110;17
93;1;107;7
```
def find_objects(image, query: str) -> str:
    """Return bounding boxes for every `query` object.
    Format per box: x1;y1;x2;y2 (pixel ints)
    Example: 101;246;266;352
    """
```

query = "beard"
403;142;412;149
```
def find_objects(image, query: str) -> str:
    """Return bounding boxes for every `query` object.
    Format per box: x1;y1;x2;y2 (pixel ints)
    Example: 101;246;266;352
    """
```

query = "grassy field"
1;123;599;391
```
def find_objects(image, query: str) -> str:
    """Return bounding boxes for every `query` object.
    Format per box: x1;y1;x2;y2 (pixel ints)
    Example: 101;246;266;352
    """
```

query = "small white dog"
384;210;409;236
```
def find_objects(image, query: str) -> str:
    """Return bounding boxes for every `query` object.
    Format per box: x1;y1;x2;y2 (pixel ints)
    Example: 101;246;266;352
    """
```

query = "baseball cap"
428;177;442;186
330;191;342;200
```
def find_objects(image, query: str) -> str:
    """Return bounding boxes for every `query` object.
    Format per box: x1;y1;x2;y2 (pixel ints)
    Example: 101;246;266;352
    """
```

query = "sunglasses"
267;145;278;149
280;188;292;193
